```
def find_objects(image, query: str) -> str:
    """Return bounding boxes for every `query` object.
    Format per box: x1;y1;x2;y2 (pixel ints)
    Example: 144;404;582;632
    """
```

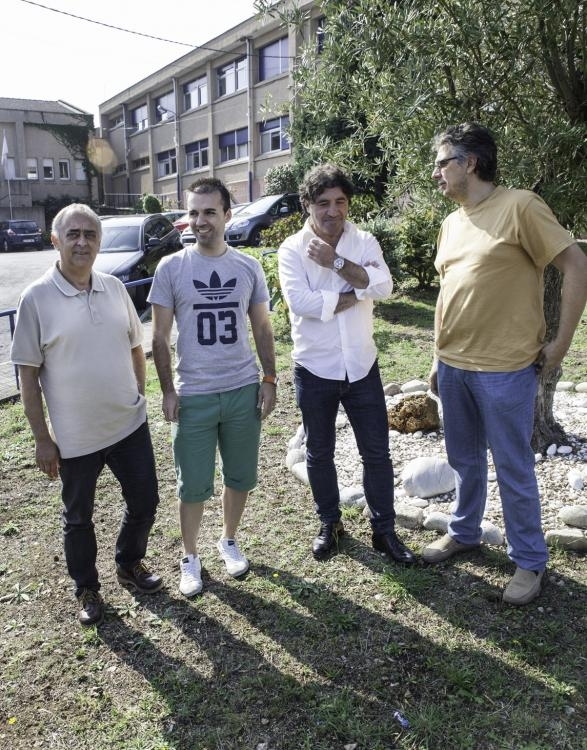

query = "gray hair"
52;203;102;241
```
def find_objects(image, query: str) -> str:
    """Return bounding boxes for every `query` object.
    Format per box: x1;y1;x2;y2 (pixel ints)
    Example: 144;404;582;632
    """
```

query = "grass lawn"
0;287;585;750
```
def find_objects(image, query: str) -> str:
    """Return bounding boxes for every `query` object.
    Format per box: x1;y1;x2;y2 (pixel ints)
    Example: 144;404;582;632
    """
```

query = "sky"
3;0;260;122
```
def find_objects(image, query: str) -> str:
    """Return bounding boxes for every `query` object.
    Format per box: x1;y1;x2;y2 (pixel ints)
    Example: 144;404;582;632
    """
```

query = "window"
26;158;38;180
184;75;208;110
219;128;248;162
109;114;124;129
259;116;290;153
157;149;177;178
43;158;54;180
218;57;247;97
185;139;209;171
259;37;289;80
74;160;86;181
132;156;150;169
155;92;175;122
316;16;327;53
131;104;148;131
59;160;70;180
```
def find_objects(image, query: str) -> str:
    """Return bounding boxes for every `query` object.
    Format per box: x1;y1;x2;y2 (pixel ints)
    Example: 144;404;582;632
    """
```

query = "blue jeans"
438;361;547;571
59;421;160;597
294;361;395;533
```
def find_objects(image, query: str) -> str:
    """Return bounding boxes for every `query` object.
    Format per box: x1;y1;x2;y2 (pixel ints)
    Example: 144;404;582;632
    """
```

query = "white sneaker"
217;538;249;577
179;554;202;597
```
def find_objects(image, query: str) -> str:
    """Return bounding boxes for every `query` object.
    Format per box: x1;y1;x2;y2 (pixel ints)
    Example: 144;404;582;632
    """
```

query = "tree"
257;0;586;448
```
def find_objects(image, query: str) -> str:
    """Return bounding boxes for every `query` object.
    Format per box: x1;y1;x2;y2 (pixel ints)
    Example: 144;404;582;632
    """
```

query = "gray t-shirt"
148;246;270;395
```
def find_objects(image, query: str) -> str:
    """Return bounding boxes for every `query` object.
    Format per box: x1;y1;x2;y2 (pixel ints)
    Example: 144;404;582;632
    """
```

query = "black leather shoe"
77;589;104;627
117;561;163;593
312;521;344;560
372;531;416;565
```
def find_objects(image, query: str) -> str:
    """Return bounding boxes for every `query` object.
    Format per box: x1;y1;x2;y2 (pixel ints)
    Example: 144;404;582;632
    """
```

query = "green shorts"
171;383;261;503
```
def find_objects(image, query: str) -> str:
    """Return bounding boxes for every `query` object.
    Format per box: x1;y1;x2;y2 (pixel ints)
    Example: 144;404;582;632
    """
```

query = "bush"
264;164;299;194
393;204;439;289
142;194;162;214
357;216;402;281
348;193;380;223
259;213;305;249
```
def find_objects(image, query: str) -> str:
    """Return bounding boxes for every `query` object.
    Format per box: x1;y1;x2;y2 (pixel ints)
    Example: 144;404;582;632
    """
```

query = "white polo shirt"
278;219;393;382
11;263;146;458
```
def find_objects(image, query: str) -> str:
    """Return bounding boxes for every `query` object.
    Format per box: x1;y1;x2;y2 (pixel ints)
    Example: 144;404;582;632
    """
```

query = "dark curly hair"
299;163;354;205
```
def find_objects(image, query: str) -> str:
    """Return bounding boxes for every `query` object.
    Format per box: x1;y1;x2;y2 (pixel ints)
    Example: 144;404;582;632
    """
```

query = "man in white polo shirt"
11;203;162;627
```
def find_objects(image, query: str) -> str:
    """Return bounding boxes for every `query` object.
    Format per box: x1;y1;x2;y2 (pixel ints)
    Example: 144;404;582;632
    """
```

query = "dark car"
93;214;182;309
0;219;44;252
180;203;251;247
224;193;301;247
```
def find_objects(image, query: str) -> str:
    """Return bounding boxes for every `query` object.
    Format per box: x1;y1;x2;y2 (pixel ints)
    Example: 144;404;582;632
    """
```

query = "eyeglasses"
433;156;460;170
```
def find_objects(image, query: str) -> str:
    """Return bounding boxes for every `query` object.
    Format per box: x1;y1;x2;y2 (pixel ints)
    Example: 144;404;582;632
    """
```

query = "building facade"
98;0;322;210
0;98;95;229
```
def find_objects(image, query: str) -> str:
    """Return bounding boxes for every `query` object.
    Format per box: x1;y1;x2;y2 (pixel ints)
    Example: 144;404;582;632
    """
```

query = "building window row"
23;157;85;181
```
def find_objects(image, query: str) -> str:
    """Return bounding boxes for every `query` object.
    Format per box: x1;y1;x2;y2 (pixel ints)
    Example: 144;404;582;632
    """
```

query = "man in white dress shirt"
278;164;415;564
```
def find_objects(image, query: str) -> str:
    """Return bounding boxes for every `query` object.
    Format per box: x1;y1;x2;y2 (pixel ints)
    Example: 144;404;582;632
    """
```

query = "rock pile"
285;380;587;552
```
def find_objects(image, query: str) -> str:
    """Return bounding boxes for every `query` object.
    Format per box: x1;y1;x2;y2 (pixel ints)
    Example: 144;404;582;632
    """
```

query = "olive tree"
257;0;586;448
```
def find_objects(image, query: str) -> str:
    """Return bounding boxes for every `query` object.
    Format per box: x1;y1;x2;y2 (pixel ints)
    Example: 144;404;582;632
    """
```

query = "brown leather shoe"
77;589;104;627
117;561;163;593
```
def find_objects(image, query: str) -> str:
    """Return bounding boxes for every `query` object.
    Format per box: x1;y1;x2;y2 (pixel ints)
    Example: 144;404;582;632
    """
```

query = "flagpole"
7;177;12;219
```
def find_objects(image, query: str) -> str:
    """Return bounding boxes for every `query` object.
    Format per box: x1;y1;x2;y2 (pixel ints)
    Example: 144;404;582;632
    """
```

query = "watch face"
334;257;345;271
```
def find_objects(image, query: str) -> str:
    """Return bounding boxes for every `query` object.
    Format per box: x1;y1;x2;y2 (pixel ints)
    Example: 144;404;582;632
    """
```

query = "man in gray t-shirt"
149;177;277;597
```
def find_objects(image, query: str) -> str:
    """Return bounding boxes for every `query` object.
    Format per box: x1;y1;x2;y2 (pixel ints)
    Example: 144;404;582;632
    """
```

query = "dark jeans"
294;361;395;533
59;421;159;597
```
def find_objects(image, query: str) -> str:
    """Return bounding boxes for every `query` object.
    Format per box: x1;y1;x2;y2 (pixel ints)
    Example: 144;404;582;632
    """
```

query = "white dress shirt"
278;219;393;382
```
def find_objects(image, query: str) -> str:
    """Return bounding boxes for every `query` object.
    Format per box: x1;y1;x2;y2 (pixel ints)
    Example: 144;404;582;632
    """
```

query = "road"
0;247;167;401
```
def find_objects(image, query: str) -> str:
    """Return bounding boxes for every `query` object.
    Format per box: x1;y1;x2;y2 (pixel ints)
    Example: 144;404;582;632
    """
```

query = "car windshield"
11;222;39;232
100;225;141;253
234;196;281;217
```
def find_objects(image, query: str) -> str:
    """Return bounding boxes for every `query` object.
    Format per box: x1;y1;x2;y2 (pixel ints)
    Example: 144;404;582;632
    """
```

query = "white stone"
535;453;543;462
339;486;365;507
556;381;575;391
557;445;573;455
545;528;587;551
285;448;305;470
291;461;309;485
335;413;348;428
488;471;497;482
423;511;450;532
480;520;504;545
395;503;424;529
404;496;429;508
546;444;558;456
288;423;305;450
558;505;587;529
401;456;456;498
401;379;429;394
413;430;423;439
575;382;587;393
567;470;585;491
383;382;402;396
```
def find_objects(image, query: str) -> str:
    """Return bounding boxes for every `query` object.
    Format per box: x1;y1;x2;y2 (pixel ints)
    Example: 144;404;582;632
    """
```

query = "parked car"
180;202;252;246
0;219;44;252
162;210;187;225
93;214;182;309
173;212;190;232
224;194;301;247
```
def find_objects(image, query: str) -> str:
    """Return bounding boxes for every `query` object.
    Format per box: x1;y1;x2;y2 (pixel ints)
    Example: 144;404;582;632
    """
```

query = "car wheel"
250;228;262;247
133;279;151;312
2;240;9;253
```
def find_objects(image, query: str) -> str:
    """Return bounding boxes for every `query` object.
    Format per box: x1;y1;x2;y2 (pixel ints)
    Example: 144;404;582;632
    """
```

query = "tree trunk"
531;265;566;452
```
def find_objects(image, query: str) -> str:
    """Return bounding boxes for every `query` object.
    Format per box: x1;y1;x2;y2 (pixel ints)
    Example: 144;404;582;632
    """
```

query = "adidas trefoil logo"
193;271;237;301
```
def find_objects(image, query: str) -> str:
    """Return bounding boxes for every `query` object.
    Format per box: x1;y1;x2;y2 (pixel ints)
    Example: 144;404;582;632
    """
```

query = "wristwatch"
262;375;279;386
333;256;345;273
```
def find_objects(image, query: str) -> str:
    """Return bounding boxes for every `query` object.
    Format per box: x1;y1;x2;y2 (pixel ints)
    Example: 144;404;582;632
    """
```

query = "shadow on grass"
97;552;586;750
